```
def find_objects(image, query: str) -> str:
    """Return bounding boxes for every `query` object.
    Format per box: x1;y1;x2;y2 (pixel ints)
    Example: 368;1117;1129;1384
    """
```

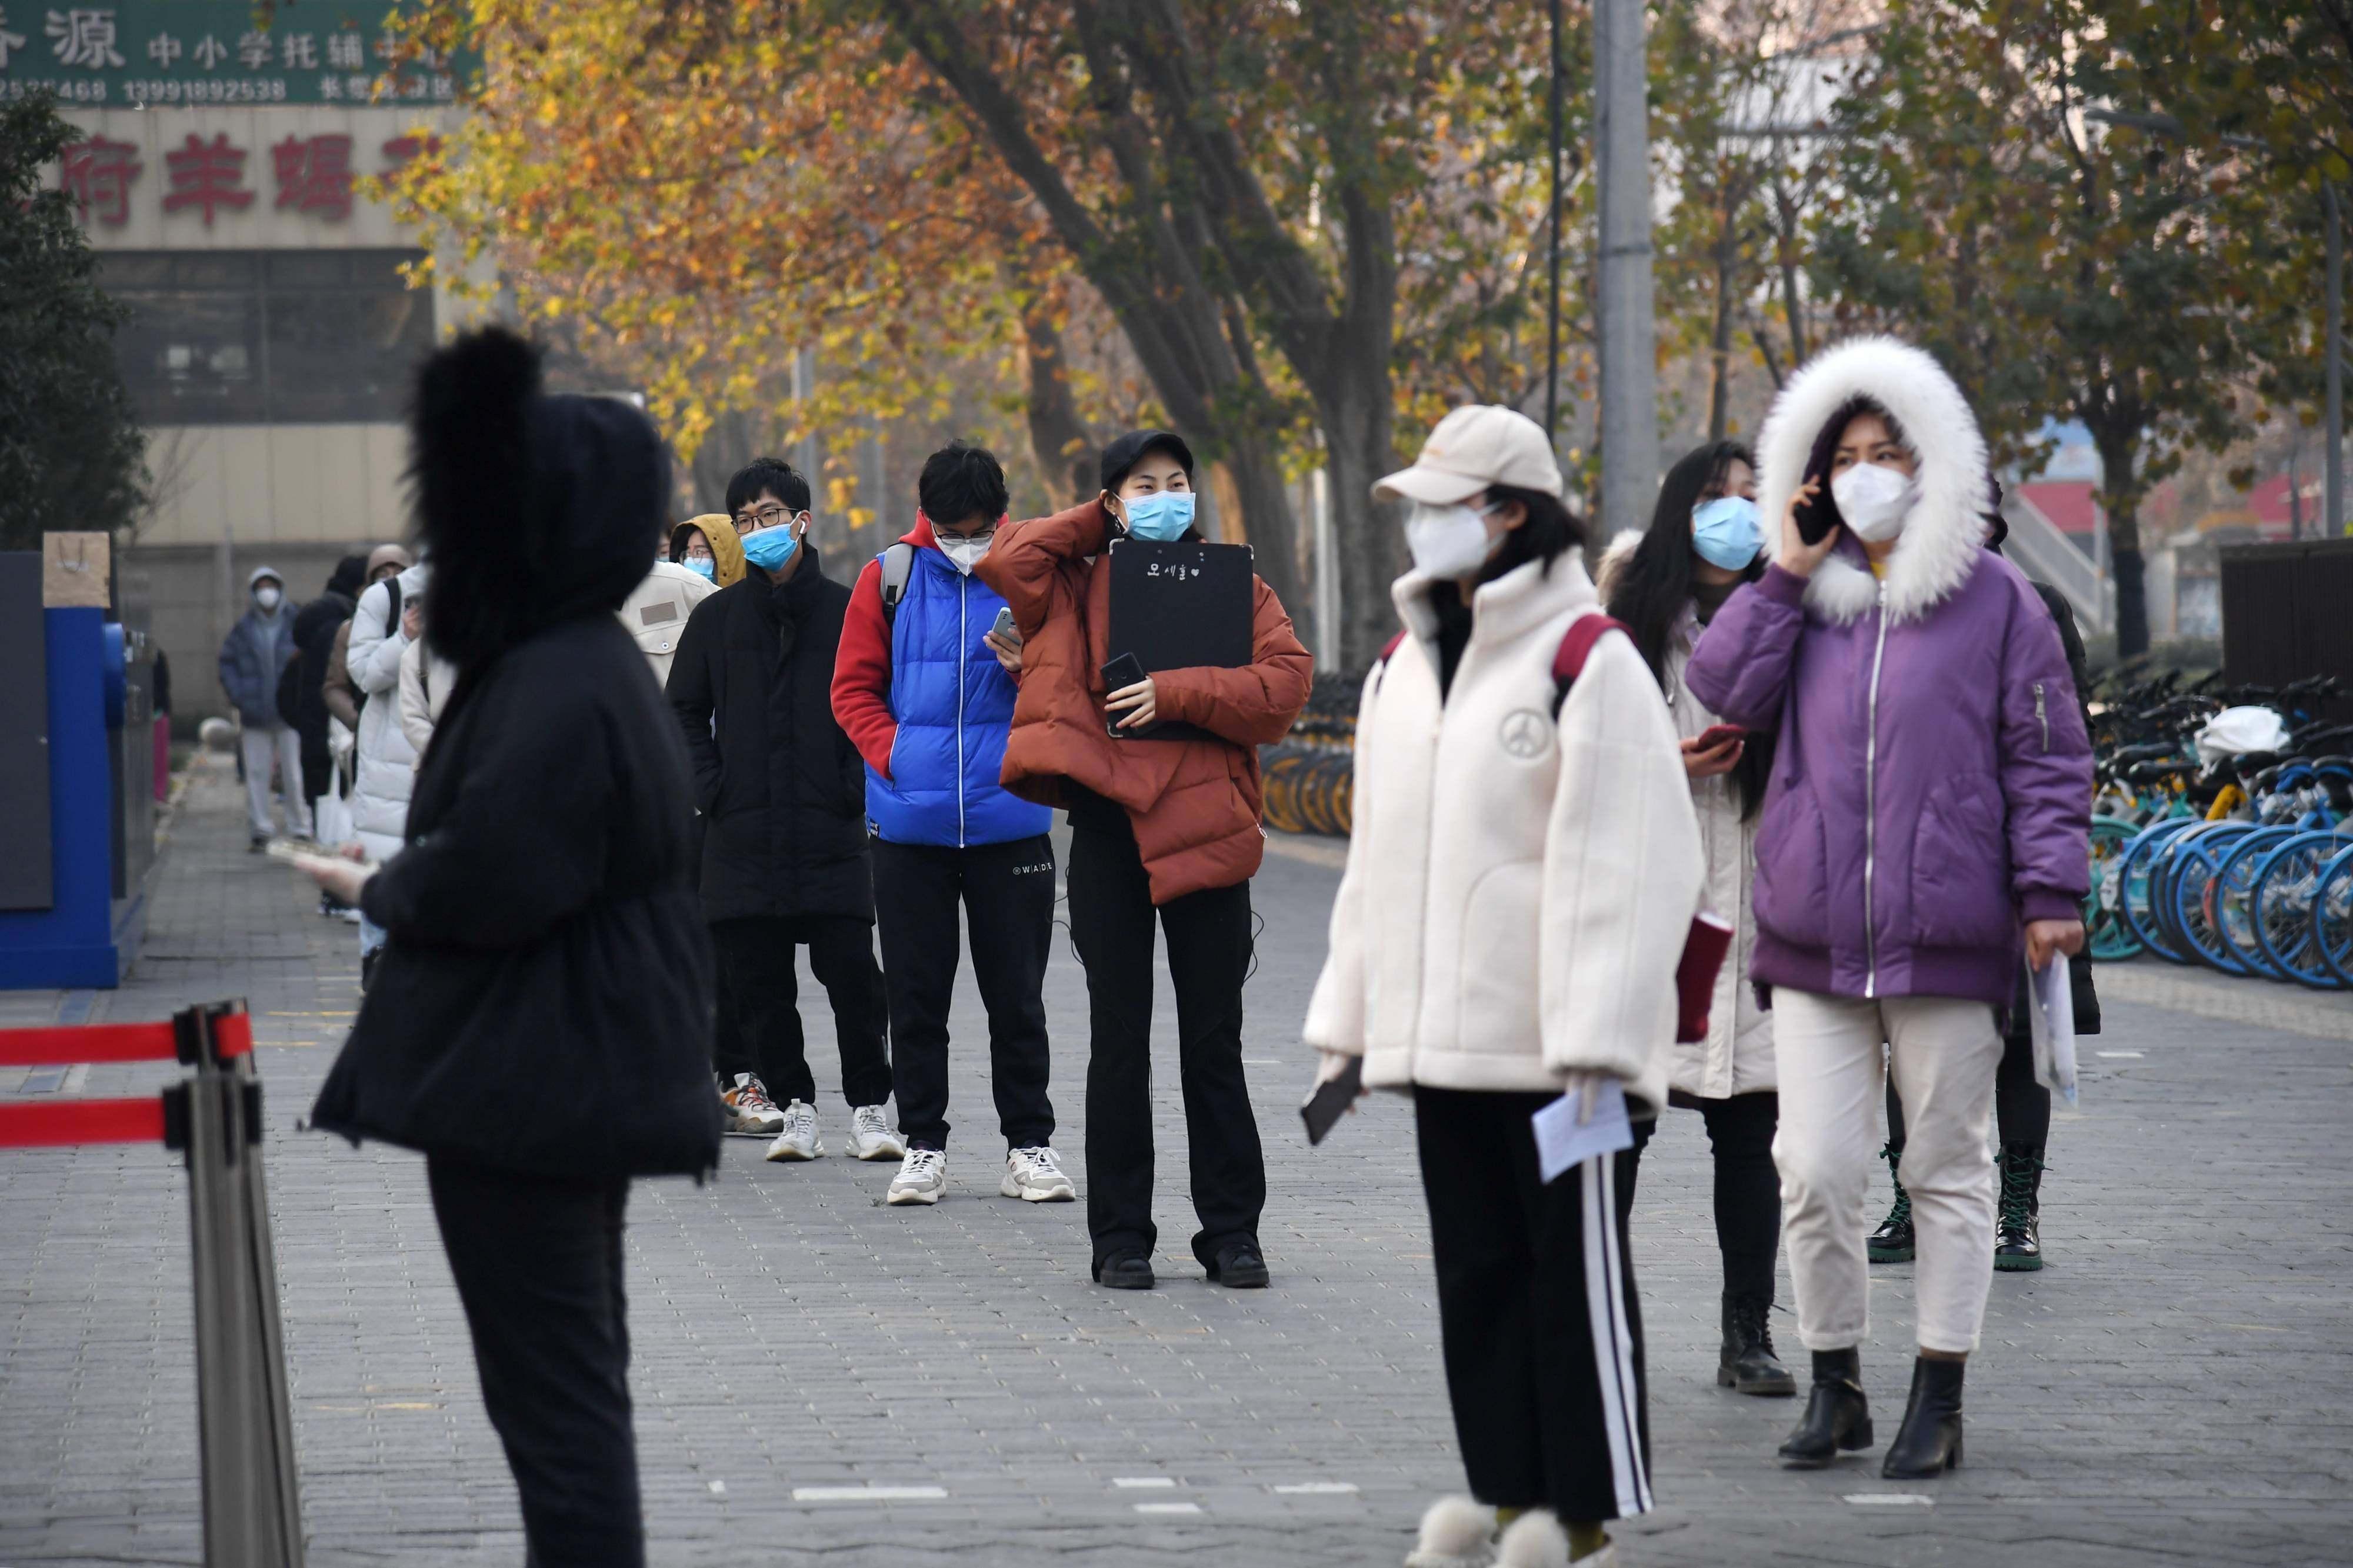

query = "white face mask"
938;533;991;575
1831;461;1917;543
254;585;282;611
1404;501;1503;580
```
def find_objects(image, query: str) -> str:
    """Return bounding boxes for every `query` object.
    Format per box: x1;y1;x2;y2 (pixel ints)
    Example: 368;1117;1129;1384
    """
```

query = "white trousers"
240;723;311;839
1772;989;2001;1355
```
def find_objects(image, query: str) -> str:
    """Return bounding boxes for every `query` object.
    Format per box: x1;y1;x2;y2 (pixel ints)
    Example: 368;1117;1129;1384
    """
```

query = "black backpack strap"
879;543;915;626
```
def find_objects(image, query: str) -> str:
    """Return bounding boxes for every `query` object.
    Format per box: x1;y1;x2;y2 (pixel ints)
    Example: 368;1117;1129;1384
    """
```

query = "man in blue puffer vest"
834;443;1074;1208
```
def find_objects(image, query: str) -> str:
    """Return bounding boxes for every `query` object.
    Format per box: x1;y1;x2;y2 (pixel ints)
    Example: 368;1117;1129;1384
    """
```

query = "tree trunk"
1318;376;1406;673
1708;214;1737;441
1220;435;1307;632
2091;421;2151;656
1018;296;1096;505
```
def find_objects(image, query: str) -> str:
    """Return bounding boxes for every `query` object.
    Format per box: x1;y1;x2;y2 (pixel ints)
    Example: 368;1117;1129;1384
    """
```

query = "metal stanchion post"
171;1001;305;1568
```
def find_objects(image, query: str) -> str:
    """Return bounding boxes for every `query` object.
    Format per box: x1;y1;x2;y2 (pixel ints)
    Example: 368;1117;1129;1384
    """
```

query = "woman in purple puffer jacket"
1685;337;2090;1482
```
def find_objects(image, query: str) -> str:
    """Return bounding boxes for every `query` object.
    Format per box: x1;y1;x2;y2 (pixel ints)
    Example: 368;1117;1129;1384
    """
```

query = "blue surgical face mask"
1122;491;1195;542
1689;495;1762;571
682;556;716;580
740;522;801;572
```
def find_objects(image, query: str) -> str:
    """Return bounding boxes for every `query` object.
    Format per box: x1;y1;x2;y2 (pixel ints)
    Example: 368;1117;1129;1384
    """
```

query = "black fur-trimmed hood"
409;328;669;672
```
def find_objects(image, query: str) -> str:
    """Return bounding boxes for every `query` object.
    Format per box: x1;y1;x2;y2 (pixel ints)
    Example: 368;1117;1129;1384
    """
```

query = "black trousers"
1640;1090;1782;1302
1415;1087;1652;1524
708;915;892;1109
871;834;1056;1152
1066;810;1263;1271
428;1159;641;1568
1887;1027;2048;1152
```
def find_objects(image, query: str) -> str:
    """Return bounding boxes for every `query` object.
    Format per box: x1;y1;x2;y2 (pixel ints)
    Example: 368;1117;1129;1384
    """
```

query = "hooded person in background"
975;429;1311;1292
1684;338;2089;1481
218;565;311;846
671;513;746;588
303;328;721;1568
322;545;411;739
396;589;459;764
348;547;431;988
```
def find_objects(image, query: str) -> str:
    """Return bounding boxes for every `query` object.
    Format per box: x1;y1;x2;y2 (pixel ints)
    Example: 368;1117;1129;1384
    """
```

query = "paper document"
2027;954;2078;1106
1532;1080;1634;1184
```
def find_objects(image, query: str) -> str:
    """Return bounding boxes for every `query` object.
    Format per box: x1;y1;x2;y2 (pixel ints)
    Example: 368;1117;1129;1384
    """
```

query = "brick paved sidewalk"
2;756;2348;1567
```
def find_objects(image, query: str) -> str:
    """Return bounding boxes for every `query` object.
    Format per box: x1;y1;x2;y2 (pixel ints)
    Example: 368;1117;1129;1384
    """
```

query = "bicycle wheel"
2087;816;2143;960
2128;820;2207;963
2212;826;2297;978
2313;842;2353;987
2251;832;2353;988
2165;823;2258;973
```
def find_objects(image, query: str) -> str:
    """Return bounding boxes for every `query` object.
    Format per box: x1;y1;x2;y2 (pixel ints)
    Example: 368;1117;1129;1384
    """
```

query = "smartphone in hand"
1794;474;1838;545
1301;1056;1364;1146
1101;652;1149;737
991;605;1020;646
1694;723;1748;752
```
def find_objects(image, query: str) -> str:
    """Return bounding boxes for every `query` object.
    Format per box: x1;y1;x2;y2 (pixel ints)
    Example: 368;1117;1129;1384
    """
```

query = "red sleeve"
831;558;898;779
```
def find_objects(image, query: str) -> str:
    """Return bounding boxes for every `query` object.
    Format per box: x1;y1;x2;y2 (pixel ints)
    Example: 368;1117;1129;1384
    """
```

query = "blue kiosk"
0;549;153;989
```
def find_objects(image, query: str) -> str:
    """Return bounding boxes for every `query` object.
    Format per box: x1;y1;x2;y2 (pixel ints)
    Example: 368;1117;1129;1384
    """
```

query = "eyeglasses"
734;505;798;533
682;546;716;562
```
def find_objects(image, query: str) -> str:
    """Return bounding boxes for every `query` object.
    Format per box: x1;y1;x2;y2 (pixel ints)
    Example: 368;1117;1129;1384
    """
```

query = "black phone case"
1300;1056;1364;1146
1101;654;1151;738
1794;479;1837;545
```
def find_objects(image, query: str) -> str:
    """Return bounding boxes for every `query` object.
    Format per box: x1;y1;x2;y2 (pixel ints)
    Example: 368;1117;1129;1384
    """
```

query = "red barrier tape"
0;1010;251;1067
0;1097;165;1148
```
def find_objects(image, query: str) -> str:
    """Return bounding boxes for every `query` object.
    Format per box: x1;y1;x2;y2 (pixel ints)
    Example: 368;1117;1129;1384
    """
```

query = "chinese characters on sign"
1;0;465;104
62;131;430;226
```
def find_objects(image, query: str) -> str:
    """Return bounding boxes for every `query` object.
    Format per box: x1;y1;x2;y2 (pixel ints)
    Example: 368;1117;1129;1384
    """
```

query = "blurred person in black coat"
304;328;721;1568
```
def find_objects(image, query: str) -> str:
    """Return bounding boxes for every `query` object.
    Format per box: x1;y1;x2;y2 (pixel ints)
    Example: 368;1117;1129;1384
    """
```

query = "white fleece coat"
1303;555;1706;1112
618;559;714;688
348;563;427;861
1598;533;1774;1099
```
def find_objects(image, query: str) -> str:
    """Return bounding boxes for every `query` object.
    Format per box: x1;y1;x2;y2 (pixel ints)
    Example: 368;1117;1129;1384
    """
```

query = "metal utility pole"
1594;0;1658;535
2328;182;2344;538
1544;0;1564;443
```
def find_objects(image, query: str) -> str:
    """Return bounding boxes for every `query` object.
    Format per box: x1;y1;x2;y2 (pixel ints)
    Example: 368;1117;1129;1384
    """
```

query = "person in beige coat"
395;600;459;766
1304;406;1704;1568
1599;441;1791;1404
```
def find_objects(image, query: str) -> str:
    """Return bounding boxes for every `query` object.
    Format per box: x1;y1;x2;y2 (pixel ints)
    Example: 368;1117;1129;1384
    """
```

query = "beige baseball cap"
1374;404;1564;504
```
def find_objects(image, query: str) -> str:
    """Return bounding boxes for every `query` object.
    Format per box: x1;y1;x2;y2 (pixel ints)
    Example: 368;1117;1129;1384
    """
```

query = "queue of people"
284;321;2091;1568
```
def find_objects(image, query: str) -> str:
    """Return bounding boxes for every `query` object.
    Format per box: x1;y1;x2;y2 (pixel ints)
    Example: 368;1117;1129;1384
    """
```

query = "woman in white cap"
1304;405;1704;1568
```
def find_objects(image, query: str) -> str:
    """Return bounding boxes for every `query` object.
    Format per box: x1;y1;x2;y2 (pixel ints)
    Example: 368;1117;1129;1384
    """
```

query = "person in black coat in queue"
302;328;722;1568
665;458;901;1165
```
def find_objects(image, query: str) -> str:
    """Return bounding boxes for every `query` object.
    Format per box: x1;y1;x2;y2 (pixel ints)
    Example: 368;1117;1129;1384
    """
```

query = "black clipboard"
1104;537;1255;742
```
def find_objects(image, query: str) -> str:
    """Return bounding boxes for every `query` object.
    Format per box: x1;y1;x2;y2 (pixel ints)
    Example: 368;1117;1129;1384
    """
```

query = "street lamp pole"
2327;182;2344;538
1594;0;1658;536
1545;0;1563;445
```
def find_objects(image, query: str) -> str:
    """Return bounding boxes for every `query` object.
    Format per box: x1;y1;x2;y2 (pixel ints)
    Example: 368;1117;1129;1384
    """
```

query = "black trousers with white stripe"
1414;1086;1652;1523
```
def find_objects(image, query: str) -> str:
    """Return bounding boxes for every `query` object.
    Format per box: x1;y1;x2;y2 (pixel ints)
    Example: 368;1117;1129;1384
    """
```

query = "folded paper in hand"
2027;953;2077;1106
1532;1080;1633;1184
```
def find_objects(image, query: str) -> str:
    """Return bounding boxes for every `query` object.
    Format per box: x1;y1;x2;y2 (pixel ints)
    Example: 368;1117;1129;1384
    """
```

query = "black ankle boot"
1881;1355;1965;1478
1994;1143;2045;1272
1718;1292;1797;1396
1778;1347;1872;1467
1868;1143;1914;1263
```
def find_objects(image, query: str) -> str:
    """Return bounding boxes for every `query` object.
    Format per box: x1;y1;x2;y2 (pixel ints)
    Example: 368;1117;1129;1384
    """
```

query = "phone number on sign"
4;76;292;102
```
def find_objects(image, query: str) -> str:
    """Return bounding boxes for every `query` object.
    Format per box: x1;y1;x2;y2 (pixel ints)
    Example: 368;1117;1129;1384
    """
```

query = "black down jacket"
665;542;874;925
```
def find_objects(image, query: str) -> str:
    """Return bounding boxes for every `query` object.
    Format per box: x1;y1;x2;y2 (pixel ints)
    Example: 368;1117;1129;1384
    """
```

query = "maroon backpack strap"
1551;613;1629;715
1369;628;1410;694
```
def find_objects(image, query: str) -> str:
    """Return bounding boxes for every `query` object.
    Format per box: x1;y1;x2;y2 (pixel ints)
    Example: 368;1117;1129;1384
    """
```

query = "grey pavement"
2;753;2349;1566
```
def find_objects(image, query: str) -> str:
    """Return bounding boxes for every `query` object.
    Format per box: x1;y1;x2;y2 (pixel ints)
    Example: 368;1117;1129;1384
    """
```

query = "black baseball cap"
1099;429;1196;493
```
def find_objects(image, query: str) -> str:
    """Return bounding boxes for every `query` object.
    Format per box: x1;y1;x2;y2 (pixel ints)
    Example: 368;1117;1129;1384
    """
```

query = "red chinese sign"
60;130;433;225
272;132;351;219
159;131;251;226
58;133;140;224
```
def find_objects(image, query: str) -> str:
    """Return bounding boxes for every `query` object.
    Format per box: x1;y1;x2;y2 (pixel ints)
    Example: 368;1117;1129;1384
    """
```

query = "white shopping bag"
2027;953;2077;1106
312;781;355;849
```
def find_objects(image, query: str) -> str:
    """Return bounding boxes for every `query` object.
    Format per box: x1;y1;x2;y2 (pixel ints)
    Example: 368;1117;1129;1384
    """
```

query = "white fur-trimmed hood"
1757;336;1989;625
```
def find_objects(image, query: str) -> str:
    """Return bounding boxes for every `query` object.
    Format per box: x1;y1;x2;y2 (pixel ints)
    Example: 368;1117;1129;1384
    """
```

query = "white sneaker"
848;1105;905;1161
718;1073;786;1137
1000;1145;1076;1202
886;1147;946;1205
763;1100;822;1161
1407;1496;1497;1568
